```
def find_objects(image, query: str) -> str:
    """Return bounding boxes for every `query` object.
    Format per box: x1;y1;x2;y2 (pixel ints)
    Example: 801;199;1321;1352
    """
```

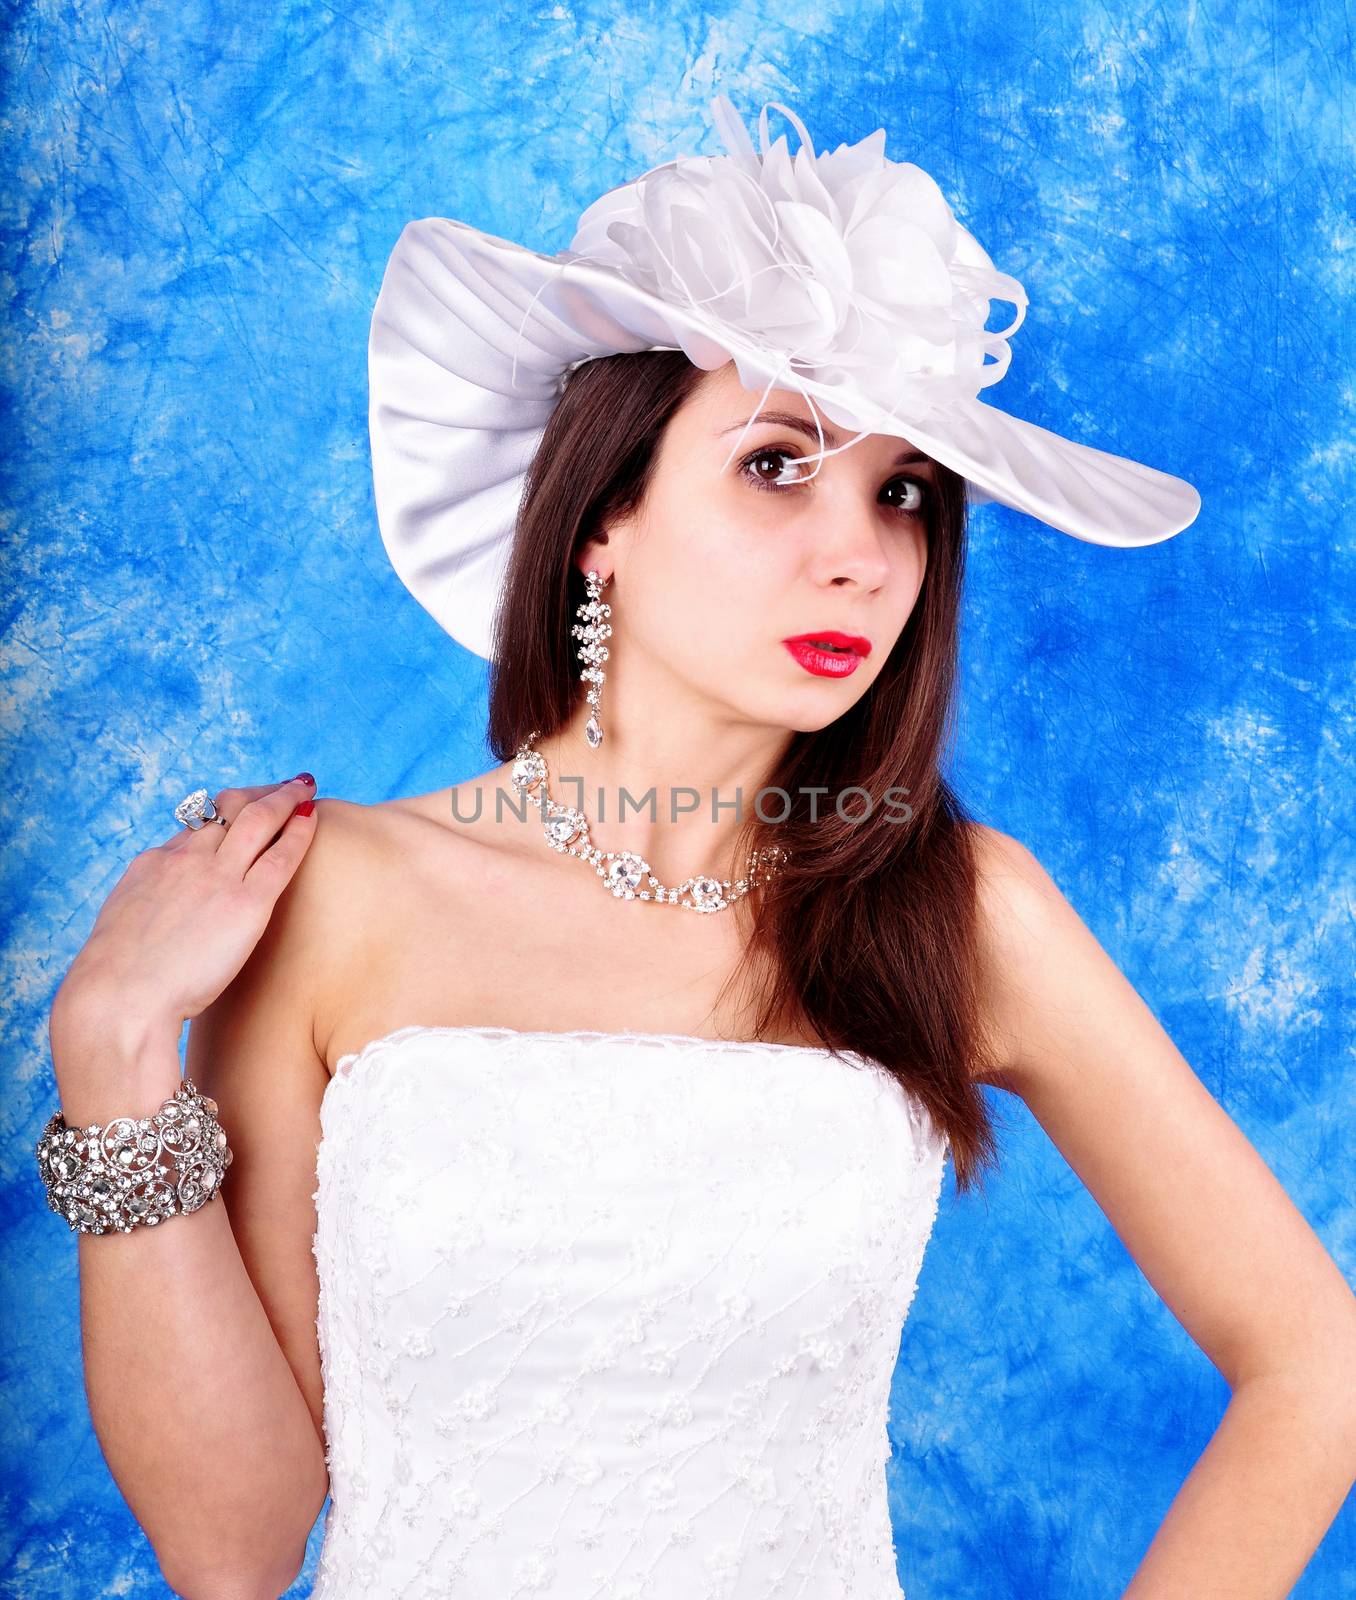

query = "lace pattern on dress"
311;1023;946;1599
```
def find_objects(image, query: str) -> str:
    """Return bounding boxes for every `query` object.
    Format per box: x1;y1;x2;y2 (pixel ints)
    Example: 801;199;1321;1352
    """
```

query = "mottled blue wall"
5;1;1352;1596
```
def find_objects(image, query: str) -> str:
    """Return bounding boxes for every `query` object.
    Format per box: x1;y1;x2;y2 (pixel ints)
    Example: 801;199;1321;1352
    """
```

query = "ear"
574;546;608;581
574;526;618;582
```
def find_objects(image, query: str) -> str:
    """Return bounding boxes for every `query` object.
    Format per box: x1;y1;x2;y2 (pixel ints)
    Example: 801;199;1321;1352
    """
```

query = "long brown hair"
486;351;1006;1195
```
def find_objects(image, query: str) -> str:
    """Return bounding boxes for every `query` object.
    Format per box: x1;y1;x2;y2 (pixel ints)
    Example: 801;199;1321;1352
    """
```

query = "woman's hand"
50;776;320;1058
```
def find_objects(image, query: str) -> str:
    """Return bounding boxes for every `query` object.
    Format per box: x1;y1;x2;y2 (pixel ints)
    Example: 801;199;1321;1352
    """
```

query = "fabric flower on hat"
564;96;1029;446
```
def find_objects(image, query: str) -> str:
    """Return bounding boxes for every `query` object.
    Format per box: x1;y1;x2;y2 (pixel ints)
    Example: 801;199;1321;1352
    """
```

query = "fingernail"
296;799;315;817
292;772;316;786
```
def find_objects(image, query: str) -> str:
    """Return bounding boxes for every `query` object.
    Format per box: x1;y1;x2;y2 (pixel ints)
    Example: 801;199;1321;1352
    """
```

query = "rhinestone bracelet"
35;1078;234;1236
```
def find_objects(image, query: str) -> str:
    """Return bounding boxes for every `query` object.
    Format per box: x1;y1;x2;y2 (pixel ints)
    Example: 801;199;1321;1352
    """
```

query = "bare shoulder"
301;768;529;909
297;791;418;900
966;822;1111;1096
288;791;462;1059
969;819;1053;895
968;819;1194;1110
295;770;531;1062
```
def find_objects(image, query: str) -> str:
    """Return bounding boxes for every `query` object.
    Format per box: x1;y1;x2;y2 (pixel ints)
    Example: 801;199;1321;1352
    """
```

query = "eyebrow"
717;410;933;469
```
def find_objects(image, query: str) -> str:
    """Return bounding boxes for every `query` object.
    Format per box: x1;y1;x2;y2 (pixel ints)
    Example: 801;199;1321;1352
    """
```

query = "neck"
527;704;791;890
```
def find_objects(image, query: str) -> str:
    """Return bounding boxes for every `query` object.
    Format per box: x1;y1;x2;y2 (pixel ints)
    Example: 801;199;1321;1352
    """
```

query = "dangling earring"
572;568;612;749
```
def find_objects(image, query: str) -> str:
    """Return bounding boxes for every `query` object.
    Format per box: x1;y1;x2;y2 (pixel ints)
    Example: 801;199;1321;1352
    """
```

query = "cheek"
885;518;928;594
667;552;769;663
639;512;793;644
901;532;928;600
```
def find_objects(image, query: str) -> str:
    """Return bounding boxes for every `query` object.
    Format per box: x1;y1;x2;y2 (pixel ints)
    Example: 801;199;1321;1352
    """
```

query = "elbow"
1229;1345;1356;1440
160;1552;306;1600
160;1572;281;1600
156;1458;328;1599
159;1555;301;1600
159;1507;321;1600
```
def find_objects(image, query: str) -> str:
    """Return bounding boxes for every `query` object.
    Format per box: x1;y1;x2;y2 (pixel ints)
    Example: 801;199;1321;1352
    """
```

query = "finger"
164;778;310;850
214;777;318;874
241;796;319;898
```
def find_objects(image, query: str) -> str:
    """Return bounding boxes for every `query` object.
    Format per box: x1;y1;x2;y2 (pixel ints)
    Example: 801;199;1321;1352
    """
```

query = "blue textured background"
5;2;1353;1596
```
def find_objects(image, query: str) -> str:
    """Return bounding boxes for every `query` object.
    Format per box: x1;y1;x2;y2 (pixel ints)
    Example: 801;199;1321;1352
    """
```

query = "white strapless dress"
309;1024;948;1599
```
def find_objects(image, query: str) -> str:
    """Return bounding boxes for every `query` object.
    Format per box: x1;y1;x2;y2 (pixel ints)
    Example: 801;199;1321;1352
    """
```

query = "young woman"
40;97;1356;1599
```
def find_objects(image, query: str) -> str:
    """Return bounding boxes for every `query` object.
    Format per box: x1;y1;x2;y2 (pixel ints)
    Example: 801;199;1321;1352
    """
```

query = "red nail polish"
296;799;315;817
294;772;316;786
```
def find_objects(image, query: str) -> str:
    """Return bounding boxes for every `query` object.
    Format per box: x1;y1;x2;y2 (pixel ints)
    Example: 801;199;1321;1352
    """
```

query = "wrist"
49;1054;187;1131
49;1002;185;1118
51;976;183;1062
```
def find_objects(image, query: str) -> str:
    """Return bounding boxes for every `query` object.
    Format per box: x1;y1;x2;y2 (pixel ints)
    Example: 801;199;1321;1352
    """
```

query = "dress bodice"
309;1023;948;1600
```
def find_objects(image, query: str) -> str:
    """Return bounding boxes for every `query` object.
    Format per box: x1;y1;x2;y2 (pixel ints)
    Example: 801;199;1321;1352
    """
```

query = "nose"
805;492;895;591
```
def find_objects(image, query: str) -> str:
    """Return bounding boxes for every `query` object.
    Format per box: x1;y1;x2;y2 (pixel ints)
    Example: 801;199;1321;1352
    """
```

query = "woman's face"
585;360;935;734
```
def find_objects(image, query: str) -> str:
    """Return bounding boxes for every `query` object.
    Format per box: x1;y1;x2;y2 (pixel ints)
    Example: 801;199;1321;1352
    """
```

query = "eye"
737;446;930;519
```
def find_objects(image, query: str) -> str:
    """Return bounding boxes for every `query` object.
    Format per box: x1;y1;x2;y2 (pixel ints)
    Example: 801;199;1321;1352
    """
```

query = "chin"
751;689;866;739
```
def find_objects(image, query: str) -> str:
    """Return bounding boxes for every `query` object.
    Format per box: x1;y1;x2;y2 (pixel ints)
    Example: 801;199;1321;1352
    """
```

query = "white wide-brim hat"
368;95;1202;661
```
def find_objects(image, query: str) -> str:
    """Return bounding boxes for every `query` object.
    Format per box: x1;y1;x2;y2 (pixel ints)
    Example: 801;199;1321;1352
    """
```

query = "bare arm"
48;779;331;1599
975;827;1356;1599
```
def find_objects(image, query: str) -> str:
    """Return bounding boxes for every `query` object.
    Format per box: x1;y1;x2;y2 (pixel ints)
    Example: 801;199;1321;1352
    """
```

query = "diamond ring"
173;788;229;831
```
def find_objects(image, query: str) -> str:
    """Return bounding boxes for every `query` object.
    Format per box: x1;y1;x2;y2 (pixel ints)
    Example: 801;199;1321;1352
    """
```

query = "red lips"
782;631;872;656
781;631;872;679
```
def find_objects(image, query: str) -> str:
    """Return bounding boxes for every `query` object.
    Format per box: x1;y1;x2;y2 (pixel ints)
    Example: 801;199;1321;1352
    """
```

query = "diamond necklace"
510;731;787;914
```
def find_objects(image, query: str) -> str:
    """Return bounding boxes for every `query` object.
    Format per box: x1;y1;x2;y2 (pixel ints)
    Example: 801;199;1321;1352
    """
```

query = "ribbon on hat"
508;94;1028;478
